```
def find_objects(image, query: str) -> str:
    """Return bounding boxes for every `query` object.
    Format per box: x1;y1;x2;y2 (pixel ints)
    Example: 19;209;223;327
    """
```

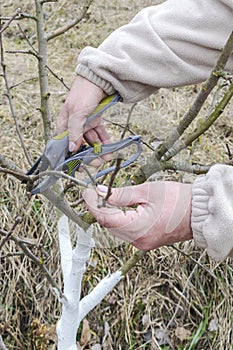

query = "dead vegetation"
0;0;233;349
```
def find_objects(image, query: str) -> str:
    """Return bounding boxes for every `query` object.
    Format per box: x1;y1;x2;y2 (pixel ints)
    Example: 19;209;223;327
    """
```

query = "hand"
56;75;109;152
83;181;193;250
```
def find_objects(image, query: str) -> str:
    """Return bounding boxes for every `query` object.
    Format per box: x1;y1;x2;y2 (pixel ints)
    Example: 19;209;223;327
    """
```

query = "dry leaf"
91;345;101;350
175;326;191;341
80;319;91;347
155;328;170;346
208;318;218;332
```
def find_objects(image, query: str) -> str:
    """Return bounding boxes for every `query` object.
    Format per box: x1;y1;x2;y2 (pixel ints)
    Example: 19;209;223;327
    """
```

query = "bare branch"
35;0;53;142
5;49;39;58
0;34;33;166
0;228;64;299
46;0;94;41
0;154;89;230
164;79;233;160
98;154;124;207
154;30;233;161
0;8;21;35
121;103;137;139
0;154;24;173
120;250;147;276
29;169;88;188
161;161;211;175
17;22;39;55
0;13;36;21
0;217;22;251
10;76;38;89
40;0;58;4
46;64;70;90
0;167;27;181
135;30;233;182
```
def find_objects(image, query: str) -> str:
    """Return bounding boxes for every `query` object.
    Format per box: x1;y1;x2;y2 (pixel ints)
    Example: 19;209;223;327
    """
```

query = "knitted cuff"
76;64;116;96
191;164;233;261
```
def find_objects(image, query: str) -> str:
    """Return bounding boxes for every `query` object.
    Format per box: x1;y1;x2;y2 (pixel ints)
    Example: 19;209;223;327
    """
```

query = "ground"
0;0;233;349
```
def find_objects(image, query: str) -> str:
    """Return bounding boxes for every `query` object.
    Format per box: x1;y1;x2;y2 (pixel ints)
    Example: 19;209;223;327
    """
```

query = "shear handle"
60;135;142;175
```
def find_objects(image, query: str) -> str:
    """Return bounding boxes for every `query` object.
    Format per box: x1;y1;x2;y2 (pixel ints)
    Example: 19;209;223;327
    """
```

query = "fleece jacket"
76;0;233;261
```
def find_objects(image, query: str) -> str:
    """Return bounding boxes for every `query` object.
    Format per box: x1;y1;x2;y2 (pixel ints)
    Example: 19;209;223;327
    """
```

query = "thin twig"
0;8;21;35
46;0;94;41
165;250;206;330
0;229;64;299
120;250;147;276
163;79;233;160
0;217;22;251
121;102;137;139
29;170;88;188
0;30;32;166
0;154;89;230
10;76;38;89
134;31;233;182
98;154;123;207
17;23;39;55
0;166;88;189
46;64;70;90
0;13;36;21
226;143;232;160
104;154;123;202
154;30;233;161
0;252;24;259
40;0;58;4
5;49;39;58
104;118;154;151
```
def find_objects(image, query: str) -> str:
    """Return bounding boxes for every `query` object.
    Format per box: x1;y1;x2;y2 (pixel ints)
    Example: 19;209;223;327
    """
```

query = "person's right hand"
56;75;110;152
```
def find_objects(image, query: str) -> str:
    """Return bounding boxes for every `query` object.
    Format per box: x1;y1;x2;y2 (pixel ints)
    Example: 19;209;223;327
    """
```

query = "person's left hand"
83;181;193;250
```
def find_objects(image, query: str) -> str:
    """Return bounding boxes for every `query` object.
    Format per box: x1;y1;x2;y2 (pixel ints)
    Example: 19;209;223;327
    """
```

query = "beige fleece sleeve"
191;165;233;261
76;0;233;102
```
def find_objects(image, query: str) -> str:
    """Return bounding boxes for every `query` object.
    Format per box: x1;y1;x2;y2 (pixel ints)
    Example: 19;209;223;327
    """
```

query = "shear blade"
31;175;58;194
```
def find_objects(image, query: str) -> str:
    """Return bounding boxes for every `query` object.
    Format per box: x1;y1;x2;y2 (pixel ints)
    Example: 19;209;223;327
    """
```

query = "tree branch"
0;24;32;166
0;228;64;298
134;30;233;182
0;8;21;35
35;0;53;142
0;154;89;230
46;0;94;41
164;79;233;160
155;30;233;161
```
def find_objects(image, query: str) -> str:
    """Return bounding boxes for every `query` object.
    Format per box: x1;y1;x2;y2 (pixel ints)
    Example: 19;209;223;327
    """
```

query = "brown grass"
1;0;233;349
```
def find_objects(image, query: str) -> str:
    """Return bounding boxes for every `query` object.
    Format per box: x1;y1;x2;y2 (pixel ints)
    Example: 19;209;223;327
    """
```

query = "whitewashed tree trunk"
56;215;123;349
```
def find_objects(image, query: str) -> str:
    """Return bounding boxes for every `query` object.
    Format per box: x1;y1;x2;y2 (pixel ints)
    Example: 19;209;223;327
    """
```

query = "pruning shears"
25;93;142;194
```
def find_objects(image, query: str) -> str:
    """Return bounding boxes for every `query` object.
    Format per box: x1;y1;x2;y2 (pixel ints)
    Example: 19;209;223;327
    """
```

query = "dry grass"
1;0;233;349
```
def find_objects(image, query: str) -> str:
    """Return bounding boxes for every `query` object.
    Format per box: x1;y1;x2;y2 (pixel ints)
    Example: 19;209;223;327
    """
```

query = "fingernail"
69;142;76;152
97;185;108;193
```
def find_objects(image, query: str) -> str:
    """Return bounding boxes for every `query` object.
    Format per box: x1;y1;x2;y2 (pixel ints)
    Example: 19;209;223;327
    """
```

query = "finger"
94;125;112;145
56;104;69;134
83;188;144;229
68;113;87;151
85;127;112;162
96;184;149;207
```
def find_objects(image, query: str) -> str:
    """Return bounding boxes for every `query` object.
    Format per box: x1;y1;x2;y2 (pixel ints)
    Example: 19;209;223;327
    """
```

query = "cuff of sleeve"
191;164;233;262
76;64;116;96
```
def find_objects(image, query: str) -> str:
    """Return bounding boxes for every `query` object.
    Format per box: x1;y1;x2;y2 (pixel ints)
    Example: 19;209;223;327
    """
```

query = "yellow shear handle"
53;93;120;141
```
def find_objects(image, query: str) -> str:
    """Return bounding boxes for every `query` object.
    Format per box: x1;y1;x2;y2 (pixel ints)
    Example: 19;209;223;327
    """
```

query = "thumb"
68;112;86;152
96;184;148;207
